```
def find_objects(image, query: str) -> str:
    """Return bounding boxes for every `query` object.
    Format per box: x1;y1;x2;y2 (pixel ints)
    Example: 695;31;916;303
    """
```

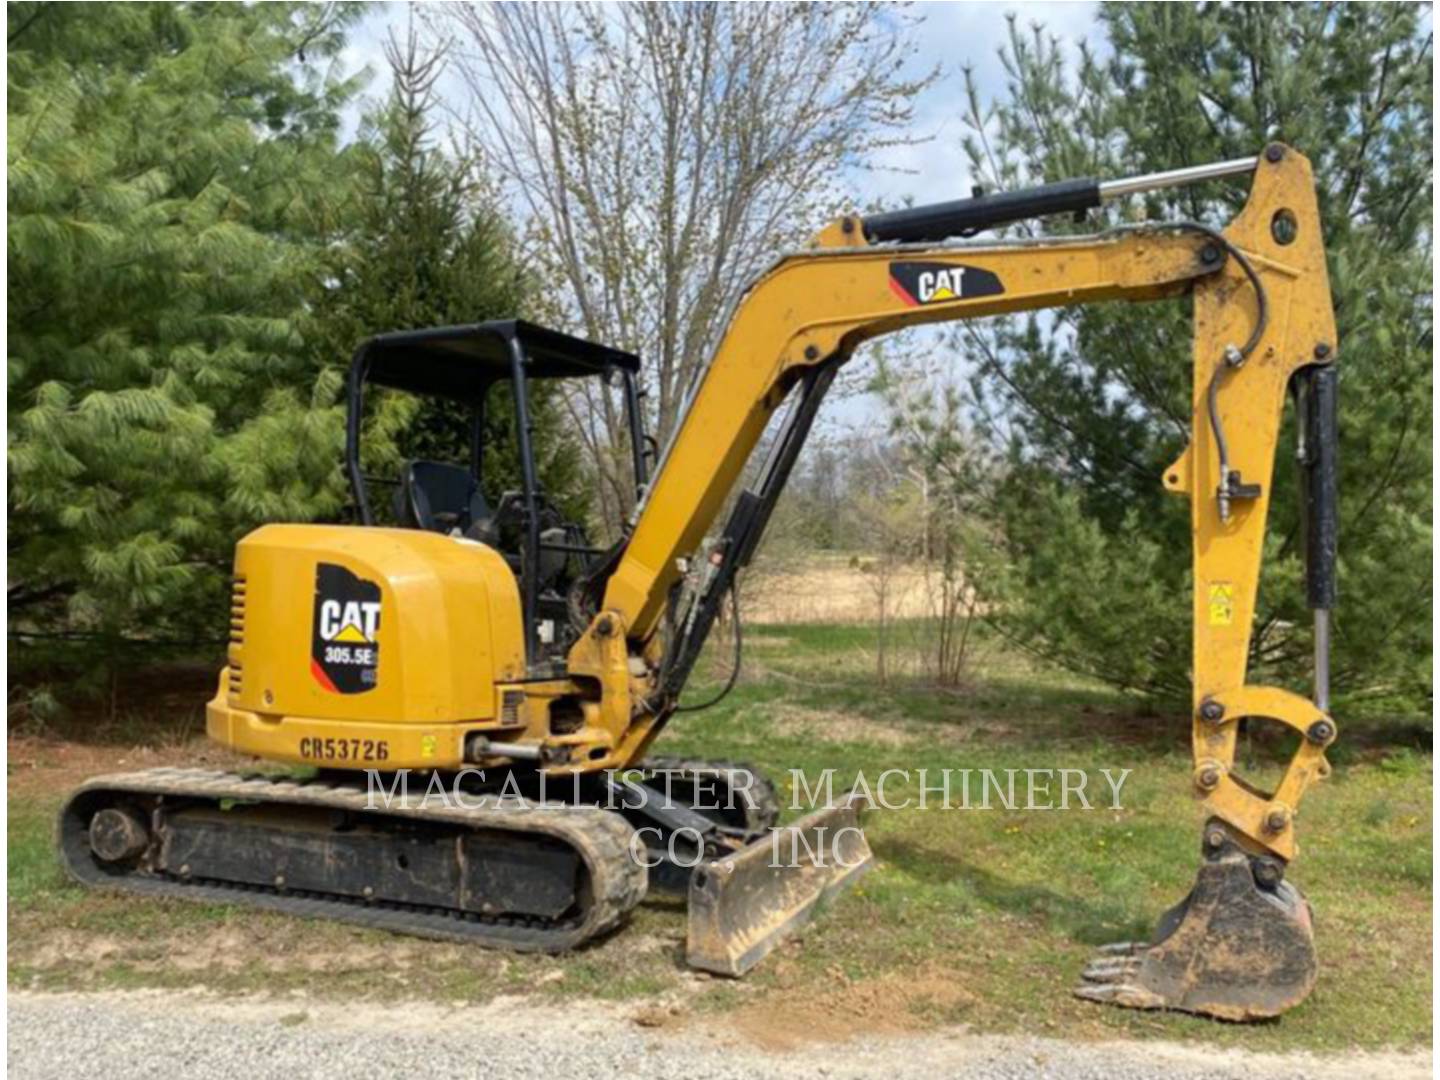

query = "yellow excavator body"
64;144;1339;1015
210;524;525;770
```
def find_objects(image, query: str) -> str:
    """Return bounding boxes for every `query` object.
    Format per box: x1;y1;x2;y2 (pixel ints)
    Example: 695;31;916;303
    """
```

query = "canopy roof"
354;319;640;402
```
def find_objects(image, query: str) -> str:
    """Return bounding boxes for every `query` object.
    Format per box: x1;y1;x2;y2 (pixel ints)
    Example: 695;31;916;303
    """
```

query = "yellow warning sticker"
1208;583;1235;626
420;734;438;759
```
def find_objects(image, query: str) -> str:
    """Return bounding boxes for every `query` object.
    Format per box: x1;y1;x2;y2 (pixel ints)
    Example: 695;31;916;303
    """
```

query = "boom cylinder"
862;156;1260;243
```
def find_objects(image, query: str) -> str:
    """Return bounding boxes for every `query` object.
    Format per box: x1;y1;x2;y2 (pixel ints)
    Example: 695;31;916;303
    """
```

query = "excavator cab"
343;320;649;671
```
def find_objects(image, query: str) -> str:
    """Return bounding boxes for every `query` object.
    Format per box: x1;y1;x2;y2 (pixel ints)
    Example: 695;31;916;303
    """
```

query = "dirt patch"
629;1001;688;1029
20;932;131;971
727;963;976;1051
763;703;1011;749
12;917;484;981
8;735;254;799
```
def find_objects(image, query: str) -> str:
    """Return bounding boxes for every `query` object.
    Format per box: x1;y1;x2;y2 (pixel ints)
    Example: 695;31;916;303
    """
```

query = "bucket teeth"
1074;948;1167;1010
1079;953;1144;981
1092;941;1145;956
1073;978;1169;1010
1073;834;1318;1021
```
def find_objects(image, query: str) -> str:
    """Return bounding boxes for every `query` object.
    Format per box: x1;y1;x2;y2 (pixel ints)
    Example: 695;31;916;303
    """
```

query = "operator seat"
395;460;492;538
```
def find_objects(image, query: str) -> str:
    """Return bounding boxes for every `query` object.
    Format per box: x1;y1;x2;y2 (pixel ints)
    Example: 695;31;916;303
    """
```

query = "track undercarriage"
59;758;871;974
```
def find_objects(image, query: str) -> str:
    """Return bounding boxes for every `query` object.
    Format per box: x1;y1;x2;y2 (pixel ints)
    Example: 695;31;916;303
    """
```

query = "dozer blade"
1074;827;1317;1020
686;795;873;976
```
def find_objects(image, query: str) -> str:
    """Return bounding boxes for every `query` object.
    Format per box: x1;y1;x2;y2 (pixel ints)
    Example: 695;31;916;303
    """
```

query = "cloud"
861;2;1102;207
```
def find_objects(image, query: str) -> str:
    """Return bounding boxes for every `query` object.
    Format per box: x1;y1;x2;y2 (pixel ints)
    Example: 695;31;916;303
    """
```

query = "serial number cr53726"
298;737;389;762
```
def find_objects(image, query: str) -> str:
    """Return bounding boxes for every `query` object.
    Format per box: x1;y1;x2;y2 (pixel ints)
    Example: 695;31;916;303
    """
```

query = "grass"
7;624;1432;1052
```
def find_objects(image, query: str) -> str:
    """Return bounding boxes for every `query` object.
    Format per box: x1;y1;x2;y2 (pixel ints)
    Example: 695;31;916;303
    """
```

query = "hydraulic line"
675;582;743;713
1177;224;1271;522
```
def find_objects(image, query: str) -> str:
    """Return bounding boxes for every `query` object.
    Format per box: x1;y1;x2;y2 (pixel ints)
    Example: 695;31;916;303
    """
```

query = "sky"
340;2;1105;431
343;1;1102;208
851;1;1102;206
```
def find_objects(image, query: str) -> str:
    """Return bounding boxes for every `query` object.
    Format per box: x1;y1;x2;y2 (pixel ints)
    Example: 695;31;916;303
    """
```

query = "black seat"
395;460;491;535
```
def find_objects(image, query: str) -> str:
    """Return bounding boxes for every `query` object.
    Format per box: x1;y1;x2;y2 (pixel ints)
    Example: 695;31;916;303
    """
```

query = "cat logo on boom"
888;261;1005;307
310;562;382;694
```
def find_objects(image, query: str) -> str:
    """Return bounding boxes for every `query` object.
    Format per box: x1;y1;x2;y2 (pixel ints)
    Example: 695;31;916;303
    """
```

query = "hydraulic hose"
1150;223;1270;521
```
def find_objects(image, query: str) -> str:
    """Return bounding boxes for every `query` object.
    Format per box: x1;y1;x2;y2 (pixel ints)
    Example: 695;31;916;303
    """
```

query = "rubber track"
58;768;648;953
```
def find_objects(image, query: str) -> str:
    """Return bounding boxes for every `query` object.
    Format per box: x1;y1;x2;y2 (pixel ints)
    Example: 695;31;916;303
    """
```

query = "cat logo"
310;563;383;694
318;600;381;643
888;261;1005;307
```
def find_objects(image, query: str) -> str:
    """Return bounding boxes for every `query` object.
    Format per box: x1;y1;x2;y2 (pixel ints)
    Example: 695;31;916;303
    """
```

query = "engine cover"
207;524;525;769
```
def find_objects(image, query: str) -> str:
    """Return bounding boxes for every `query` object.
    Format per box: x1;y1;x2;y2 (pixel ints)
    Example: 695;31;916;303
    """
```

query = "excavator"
61;144;1338;1021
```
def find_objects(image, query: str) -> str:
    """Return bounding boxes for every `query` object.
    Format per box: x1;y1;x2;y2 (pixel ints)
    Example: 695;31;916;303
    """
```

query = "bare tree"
429;2;934;528
870;354;992;687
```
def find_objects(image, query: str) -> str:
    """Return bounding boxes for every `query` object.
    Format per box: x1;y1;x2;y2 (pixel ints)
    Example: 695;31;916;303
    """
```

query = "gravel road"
8;990;1430;1080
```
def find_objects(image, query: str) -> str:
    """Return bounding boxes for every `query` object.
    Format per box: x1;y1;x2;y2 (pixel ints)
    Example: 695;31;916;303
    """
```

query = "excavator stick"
686;795;872;976
1065;146;1338;1020
1074;823;1317;1020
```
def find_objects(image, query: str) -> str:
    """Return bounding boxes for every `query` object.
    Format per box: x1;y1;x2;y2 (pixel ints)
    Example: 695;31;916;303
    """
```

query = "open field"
741;554;939;625
7;623;1432;1055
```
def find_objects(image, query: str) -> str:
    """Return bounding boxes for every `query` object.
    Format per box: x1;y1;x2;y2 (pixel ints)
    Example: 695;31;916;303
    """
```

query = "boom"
604;231;1214;637
566;142;1342;1016
578;141;1337;881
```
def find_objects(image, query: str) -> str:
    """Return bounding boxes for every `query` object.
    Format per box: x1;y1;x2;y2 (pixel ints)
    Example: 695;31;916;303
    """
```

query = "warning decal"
1207;582;1235;627
311;562;382;694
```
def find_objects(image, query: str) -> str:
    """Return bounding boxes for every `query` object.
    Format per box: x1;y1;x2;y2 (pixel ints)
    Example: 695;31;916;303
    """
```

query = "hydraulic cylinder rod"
1097;157;1259;199
863;157;1260;242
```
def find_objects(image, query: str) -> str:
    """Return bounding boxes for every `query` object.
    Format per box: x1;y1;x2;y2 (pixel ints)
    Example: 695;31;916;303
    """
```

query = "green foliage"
7;7;584;678
957;3;1432;712
304;28;587;524
8;2;364;656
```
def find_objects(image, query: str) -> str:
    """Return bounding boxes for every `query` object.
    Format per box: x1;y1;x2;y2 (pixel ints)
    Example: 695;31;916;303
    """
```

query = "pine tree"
8;3;364;660
956;4;1431;714
305;24;588;525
